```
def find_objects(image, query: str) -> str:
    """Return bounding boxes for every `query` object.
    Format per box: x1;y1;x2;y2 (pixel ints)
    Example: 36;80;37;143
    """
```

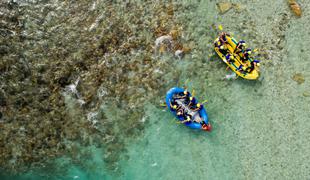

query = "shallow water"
1;0;310;179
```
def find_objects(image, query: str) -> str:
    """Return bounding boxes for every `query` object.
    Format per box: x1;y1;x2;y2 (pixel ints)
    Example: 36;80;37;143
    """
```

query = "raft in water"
165;87;211;131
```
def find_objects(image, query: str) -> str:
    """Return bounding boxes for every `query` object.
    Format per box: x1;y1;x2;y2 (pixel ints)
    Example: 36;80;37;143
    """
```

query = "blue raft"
165;87;211;131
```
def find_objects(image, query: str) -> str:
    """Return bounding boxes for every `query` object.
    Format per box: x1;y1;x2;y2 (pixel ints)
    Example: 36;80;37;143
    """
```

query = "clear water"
1;0;310;179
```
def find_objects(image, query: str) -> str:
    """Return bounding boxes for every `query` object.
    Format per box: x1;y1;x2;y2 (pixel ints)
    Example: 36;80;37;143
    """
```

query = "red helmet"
202;123;212;131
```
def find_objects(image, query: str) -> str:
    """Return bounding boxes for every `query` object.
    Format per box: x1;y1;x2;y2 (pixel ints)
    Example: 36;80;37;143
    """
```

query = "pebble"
303;91;310;97
292;73;305;84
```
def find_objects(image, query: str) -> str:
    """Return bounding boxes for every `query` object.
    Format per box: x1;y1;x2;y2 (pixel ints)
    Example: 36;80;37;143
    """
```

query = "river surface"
1;0;310;179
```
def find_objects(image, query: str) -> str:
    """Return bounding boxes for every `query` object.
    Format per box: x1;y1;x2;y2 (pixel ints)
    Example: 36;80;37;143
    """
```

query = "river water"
1;0;310;179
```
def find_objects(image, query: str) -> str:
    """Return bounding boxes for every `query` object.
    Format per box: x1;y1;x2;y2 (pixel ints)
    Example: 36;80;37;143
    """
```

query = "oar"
218;24;223;31
201;99;208;104
183;78;189;89
192;89;196;97
159;103;167;107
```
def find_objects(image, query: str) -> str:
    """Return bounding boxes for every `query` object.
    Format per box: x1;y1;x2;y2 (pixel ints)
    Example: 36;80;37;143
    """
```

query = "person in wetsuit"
225;54;235;64
241;48;252;62
234;40;246;54
246;60;260;73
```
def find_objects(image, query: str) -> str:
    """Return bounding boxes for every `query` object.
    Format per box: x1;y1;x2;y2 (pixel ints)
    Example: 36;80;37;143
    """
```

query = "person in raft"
234;40;246;54
237;65;247;74
246;59;260;73
219;32;230;44
169;100;180;111
174;90;190;100
180;113;192;123
241;48;252;62
225;53;235;64
192;103;203;112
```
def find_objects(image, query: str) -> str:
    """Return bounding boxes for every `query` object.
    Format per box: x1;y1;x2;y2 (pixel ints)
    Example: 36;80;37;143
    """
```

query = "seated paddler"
234;40;246;54
180;113;192;123
241;48;252;62
192;103;203;112
174;90;190;100
246;59;260;73
225;53;235;64
219;32;230;44
169;100;180;111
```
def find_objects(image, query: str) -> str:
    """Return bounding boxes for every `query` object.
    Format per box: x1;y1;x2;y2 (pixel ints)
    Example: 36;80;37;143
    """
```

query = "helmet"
186;116;191;120
189;97;193;101
184;90;188;95
242;67;246;70
220;46;224;49
173;105;177;109
230;55;235;60
177;111;182;115
197;103;201;108
256;63;260;67
202;123;212;131
247;51;252;55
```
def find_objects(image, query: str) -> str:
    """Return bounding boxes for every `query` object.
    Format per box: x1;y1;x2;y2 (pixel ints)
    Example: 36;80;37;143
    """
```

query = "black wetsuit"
246;61;255;73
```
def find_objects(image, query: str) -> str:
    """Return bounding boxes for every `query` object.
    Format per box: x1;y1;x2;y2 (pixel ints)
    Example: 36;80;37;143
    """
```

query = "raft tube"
165;87;211;131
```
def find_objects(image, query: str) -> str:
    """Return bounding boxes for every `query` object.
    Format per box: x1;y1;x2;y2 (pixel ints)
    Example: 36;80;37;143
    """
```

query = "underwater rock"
154;35;173;54
288;0;302;17
303;91;310;97
169;29;179;40
216;2;232;14
292;73;305;84
175;49;184;59
232;3;246;13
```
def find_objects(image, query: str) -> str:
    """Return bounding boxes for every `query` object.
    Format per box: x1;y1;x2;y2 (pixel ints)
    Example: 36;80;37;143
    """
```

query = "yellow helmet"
173;105;177;109
197;103;201;108
242;67;246;70
230;56;235;60
177;111;182;115
220;45;224;49
248;51;252;55
190;97;193;101
256;63;260;67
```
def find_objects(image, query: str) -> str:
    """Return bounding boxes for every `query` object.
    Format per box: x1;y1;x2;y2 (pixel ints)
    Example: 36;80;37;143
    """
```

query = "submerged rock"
288;0;302;17
303;91;310;97
292;73;305;84
216;2;232;14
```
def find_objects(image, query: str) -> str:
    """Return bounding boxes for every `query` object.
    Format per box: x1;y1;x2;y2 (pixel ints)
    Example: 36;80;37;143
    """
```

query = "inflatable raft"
214;35;259;80
165;87;211;131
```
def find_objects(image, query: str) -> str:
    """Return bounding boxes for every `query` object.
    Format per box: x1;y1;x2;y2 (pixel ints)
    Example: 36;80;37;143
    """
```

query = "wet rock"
303;91;310;97
288;0;302;17
292;73;305;84
216;2;232;14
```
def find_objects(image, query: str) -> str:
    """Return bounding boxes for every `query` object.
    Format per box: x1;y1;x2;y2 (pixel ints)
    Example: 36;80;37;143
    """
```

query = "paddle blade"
201;99;208;104
159;103;167;107
192;89;196;97
218;24;223;31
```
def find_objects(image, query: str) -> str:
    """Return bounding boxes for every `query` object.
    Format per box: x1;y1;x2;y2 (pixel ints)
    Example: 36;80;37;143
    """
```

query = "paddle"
201;99;208;104
159;103;167;107
192;89;196;97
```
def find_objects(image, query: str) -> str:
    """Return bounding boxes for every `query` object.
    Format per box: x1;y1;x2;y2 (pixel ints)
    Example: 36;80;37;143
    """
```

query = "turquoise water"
1;0;310;179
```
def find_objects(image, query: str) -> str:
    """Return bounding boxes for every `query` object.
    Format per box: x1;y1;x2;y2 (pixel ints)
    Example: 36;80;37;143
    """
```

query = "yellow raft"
214;36;259;80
